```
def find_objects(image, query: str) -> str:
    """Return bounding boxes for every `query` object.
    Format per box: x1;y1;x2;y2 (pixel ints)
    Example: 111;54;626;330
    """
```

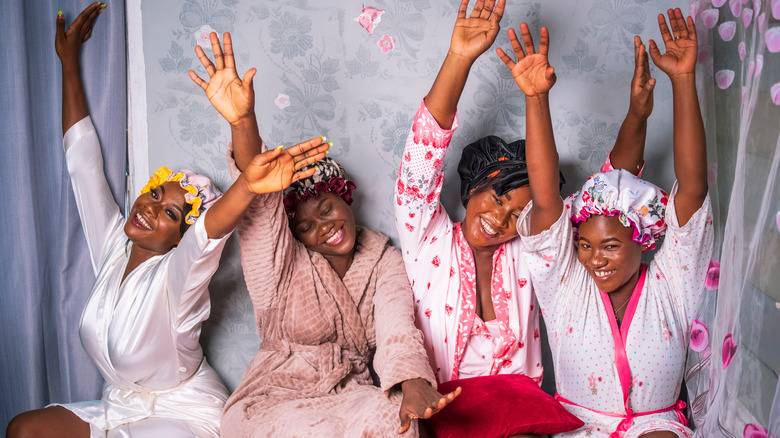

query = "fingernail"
315;166;319;171
321;136;327;141
58;10;63;17
327;142;333;147
326;150;330;154
277;145;284;150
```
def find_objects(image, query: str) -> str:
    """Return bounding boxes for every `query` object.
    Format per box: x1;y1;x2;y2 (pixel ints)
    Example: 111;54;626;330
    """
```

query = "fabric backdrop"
0;0;128;433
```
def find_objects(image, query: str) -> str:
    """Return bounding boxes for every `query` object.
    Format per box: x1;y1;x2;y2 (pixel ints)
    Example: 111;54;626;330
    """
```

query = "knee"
6;411;41;438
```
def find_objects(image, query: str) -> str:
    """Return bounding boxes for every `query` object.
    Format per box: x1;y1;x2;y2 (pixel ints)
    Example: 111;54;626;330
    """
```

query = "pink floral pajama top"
394;100;543;385
517;186;713;438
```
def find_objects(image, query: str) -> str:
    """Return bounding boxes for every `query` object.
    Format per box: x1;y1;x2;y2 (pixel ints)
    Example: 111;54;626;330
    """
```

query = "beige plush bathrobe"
221;147;436;437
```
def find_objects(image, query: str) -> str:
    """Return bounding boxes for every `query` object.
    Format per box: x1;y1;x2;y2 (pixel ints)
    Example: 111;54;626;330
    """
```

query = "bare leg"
6;406;90;438
639;432;679;438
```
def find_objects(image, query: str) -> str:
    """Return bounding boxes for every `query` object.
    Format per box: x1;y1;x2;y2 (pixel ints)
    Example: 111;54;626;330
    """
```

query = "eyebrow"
601;237;622;244
159;185;185;215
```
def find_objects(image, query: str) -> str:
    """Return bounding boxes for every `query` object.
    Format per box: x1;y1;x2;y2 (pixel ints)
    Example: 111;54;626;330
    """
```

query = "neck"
608;266;642;311
324;250;355;280
124;244;165;282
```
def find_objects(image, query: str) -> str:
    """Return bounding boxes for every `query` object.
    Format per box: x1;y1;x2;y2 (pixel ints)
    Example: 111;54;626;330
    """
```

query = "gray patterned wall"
133;0;686;390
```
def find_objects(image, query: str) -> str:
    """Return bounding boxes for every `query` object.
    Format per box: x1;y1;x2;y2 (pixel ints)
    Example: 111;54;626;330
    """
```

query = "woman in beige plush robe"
188;32;460;437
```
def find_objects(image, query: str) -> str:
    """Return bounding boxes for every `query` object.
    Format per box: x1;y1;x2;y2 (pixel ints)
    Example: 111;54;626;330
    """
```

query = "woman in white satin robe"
6;4;332;437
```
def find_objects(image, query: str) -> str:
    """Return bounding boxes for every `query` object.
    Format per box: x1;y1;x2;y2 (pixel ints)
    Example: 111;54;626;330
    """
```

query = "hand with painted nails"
397;378;461;435
628;35;655;121
55;2;104;66
189;32;257;126
448;0;505;63
648;8;698;79
497;23;557;97
242;138;331;195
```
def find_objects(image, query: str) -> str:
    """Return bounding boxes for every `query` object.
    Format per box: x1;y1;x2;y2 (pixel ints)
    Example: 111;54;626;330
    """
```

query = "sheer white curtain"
0;0;127;430
685;0;780;436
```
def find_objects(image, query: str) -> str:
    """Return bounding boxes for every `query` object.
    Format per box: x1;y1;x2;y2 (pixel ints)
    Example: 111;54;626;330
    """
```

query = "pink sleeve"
394;99;457;262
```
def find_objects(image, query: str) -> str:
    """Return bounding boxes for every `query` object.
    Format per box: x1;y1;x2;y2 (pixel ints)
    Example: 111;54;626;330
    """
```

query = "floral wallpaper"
131;0;686;391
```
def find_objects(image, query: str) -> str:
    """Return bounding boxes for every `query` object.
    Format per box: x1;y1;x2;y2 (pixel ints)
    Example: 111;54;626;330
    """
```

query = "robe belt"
555;394;688;437
242;339;371;418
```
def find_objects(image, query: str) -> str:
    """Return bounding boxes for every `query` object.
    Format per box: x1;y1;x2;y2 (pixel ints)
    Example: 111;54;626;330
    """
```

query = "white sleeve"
517;200;577;325
64;116;124;275
652;184;714;323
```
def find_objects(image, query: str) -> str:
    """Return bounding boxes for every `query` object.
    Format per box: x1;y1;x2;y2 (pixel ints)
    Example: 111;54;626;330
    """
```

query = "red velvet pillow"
426;374;584;438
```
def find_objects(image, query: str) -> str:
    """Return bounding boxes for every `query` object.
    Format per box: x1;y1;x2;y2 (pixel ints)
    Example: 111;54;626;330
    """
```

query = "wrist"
401;378;429;392
525;93;550;103
444;51;476;69
229;113;258;130
669;72;696;87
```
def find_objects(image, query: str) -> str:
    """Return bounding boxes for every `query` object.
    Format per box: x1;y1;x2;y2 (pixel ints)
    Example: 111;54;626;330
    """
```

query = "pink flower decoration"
716;69;735;89
274;93;291;109
705;259;721;290
774;0;780;19
690;320;710;352
702;9;721;28
743;423;769;438
722;333;737;369
194;24;217;47
739;41;747;60
766;27;780;53
731;0;743;17
755;54;764;77
699;48;711;64
377;34;395;53
714;0;728;7
708;163;718;184
744;8;754;26
719;21;737;40
354;5;385;35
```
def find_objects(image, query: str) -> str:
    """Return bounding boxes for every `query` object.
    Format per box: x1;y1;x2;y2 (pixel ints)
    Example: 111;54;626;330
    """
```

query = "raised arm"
609;35;656;175
425;0;504;128
497;24;561;234
189;32;261;172
649;8;707;226
55;2;103;134
203;138;330;239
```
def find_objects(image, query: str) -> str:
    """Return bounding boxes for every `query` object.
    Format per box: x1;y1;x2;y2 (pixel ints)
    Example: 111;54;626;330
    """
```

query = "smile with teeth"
135;212;153;230
325;228;344;245
593;270;615;279
480;218;498;236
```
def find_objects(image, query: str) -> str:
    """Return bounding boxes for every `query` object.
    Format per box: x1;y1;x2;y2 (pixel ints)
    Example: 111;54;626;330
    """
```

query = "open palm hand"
497;24;556;97
243;138;331;195
649;9;698;79
449;0;505;62
189;32;256;125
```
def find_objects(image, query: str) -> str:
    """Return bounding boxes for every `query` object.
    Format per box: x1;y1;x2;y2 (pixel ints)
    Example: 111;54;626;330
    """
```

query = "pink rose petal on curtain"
748;61;755;79
755;54;763;77
719;21;737;40
714;0;728;7
708;163;718;184
743;423;769;438
702;9;721;28
705;260;721;290
731;0;743;16
354;5;385;35
739;41;747;60
744;9;753;26
754;0;762;16
773;0;780;19
274;93;291;109
716;69;735;89
702;345;712;358
766;27;780;52
699;49;711;64
690;320;710;352
722;334;737;369
377;34;395;53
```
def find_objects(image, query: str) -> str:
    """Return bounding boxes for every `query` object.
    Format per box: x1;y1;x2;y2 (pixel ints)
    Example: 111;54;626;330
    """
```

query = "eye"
166;209;178;221
605;244;619;250
321;202;333;216
493;194;503;206
579;242;591;250
151;188;159;200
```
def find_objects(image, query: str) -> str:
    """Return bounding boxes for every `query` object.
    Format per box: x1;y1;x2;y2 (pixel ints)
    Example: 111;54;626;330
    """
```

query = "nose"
586;250;607;269
318;219;334;236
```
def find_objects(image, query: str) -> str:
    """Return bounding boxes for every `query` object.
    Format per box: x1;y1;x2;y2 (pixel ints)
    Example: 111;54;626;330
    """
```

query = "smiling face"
461;185;531;252
577;214;643;294
124;181;189;255
289;191;357;262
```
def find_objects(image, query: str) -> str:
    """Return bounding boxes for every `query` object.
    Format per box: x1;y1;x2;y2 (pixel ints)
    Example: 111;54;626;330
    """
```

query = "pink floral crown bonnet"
283;157;357;217
571;169;668;250
140;167;223;225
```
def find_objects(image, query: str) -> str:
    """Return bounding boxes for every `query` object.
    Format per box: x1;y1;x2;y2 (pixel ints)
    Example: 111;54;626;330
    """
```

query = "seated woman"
6;4;329;437
516;9;712;438
187;32;459;437
395;0;653;388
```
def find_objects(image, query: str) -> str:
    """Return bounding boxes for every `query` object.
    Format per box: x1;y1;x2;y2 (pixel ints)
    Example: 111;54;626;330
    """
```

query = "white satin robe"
52;116;229;437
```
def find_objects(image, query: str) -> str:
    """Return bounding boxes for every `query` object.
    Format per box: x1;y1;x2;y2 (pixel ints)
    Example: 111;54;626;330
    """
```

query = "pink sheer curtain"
685;0;780;436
